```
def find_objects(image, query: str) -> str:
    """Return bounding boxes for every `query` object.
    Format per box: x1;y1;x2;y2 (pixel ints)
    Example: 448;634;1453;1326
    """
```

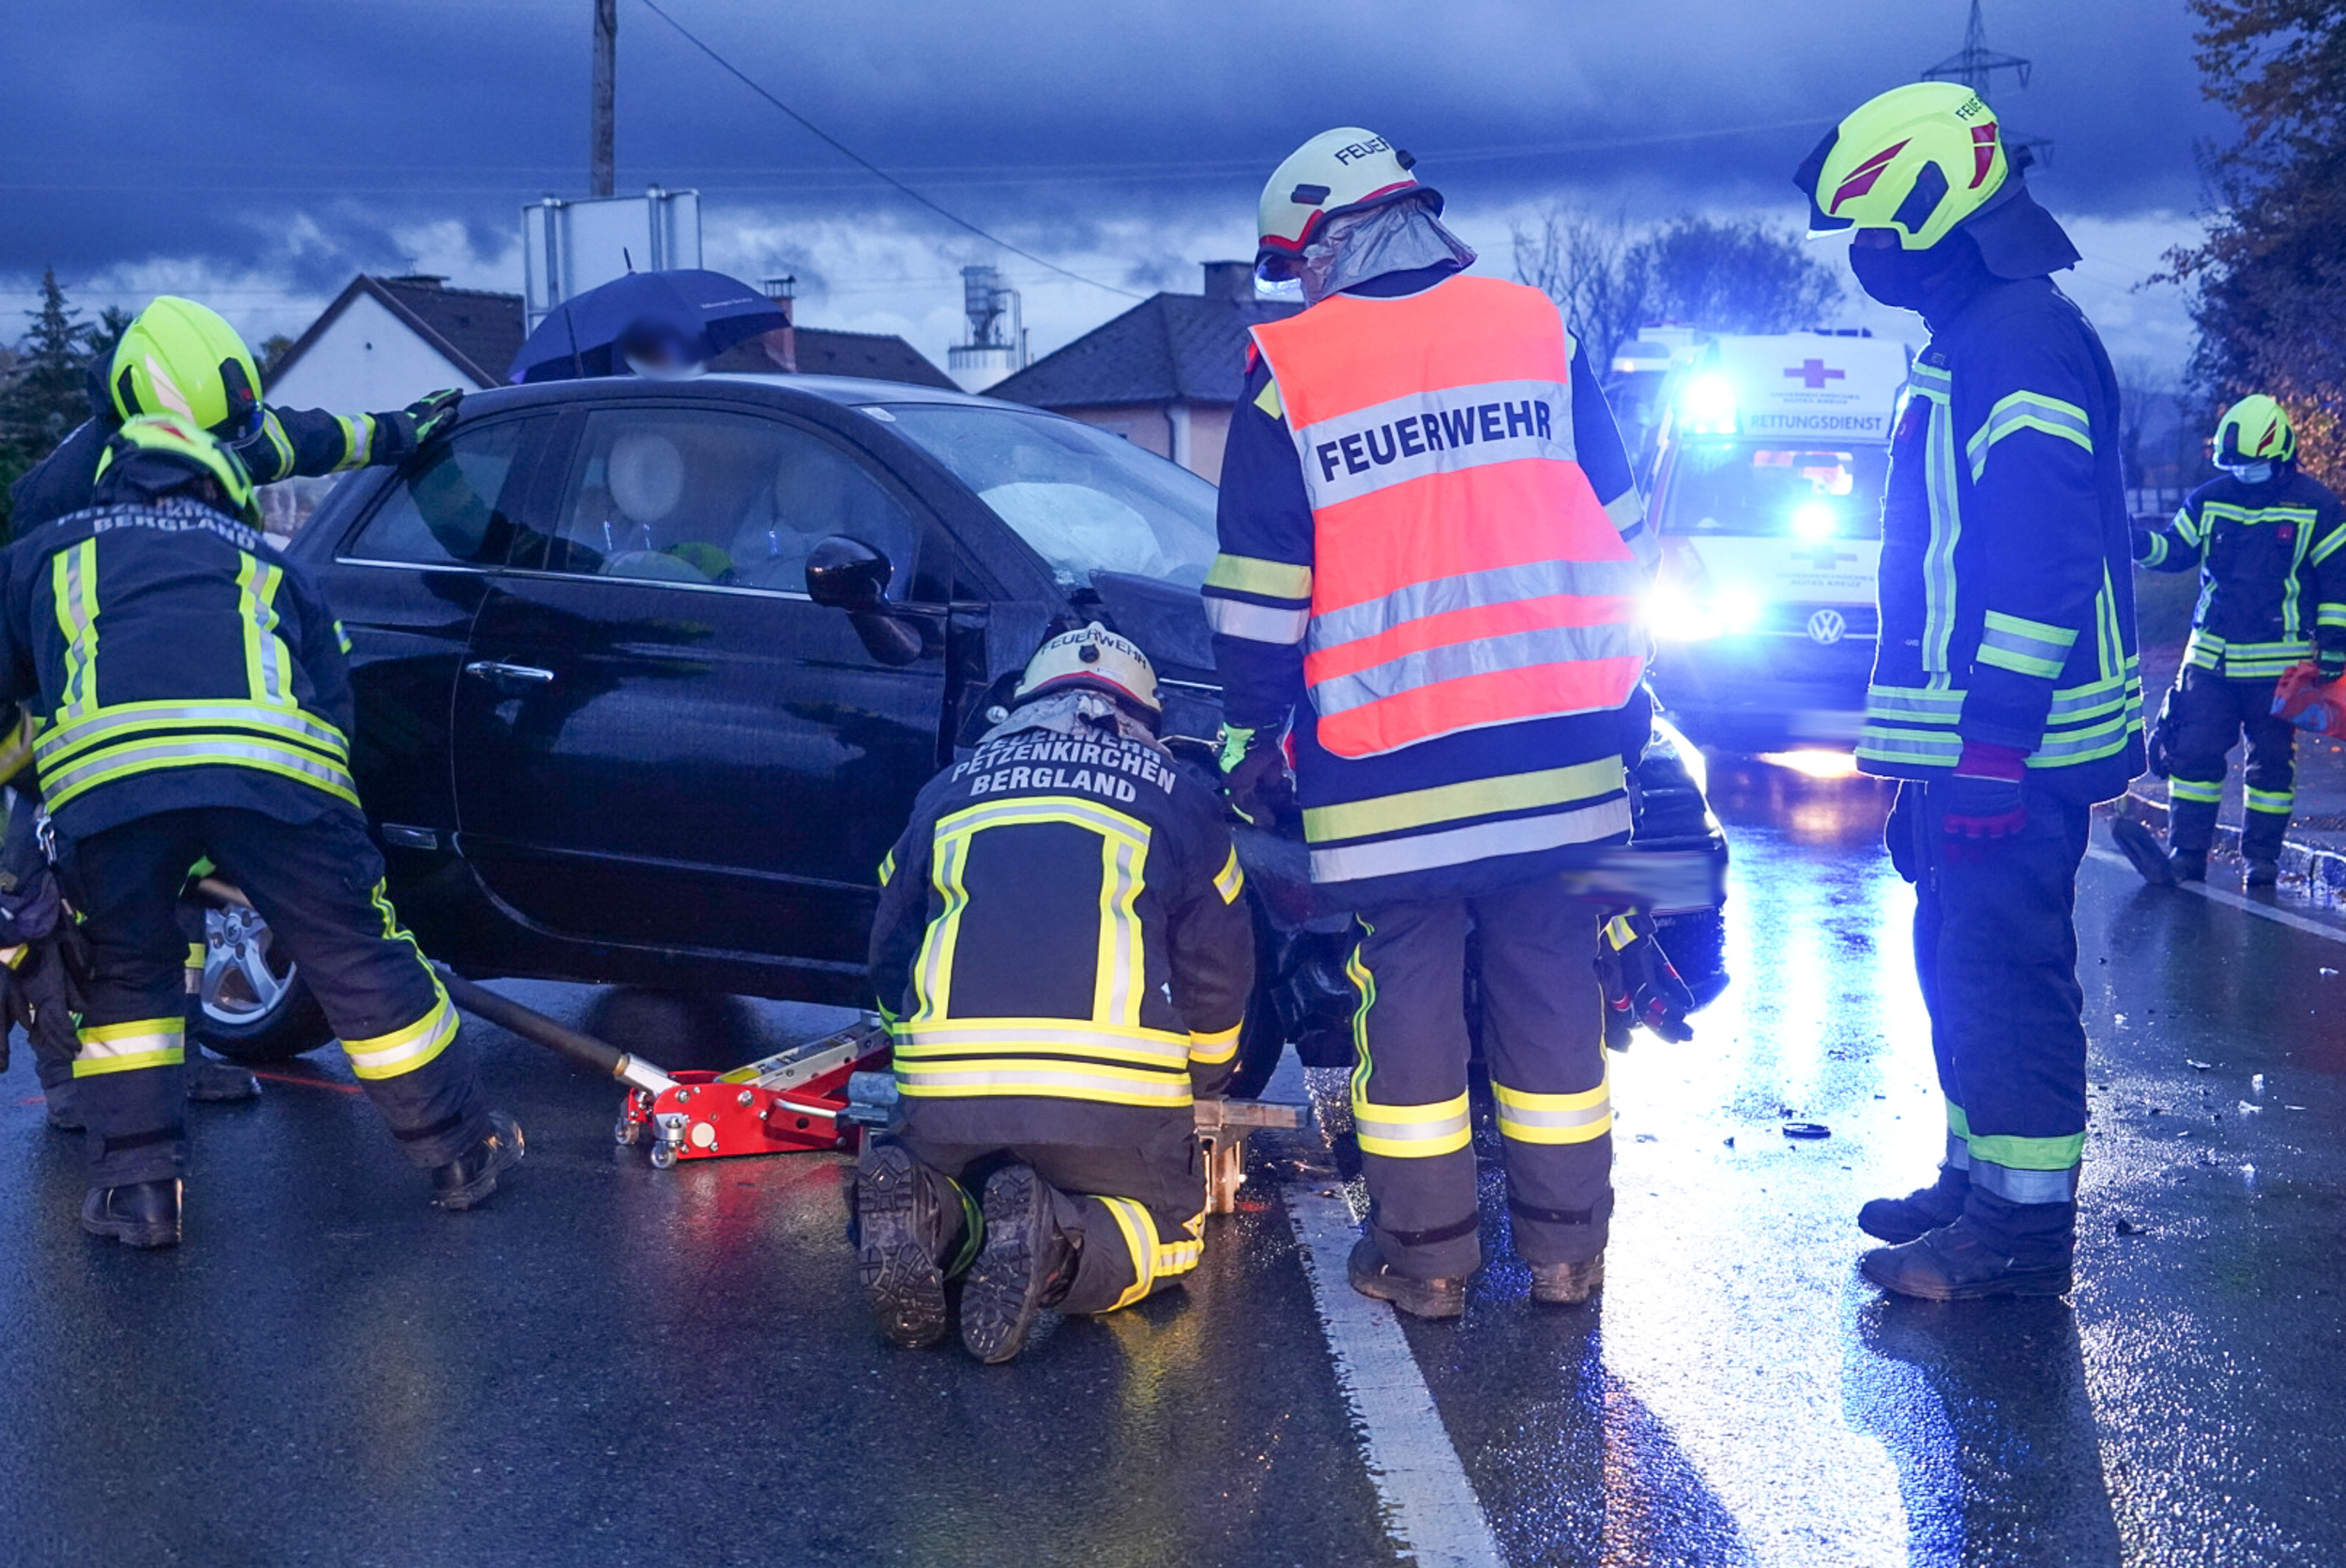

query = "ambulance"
1639;331;1912;752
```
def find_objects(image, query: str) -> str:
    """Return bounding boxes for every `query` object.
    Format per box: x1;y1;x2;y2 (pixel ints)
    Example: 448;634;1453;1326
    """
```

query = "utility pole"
591;0;617;197
1923;0;2051;168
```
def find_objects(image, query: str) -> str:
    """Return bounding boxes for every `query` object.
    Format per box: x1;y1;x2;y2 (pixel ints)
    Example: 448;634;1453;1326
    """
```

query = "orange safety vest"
1249;276;1648;759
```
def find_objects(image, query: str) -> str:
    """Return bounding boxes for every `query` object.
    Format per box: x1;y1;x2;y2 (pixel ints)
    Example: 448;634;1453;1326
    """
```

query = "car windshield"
1658;440;1889;541
882;403;1220;588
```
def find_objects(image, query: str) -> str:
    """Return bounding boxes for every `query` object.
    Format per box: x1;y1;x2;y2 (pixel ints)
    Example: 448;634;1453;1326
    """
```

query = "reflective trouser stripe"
1970;1159;2080;1205
2171;777;2226;804
1965;1130;2083;1171
2247;787;2294;814
342;992;459;1080
1491;1077;1610;1144
73;1017;186;1078
1353;1090;1472;1158
896;1020;1192;1068
1945;1103;1972;1169
1092;1196;1203;1312
1188;1022;1242;1066
895;1061;1193;1107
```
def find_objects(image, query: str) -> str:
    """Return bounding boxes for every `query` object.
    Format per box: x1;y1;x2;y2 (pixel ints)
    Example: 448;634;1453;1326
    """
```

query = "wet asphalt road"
3;761;2344;1566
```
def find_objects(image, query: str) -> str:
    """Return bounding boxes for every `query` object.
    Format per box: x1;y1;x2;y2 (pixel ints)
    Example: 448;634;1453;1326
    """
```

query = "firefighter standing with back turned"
8;295;465;1119
1208;129;1657;1319
1794;83;2144;1299
0;414;521;1248
860;625;1253;1363
2116;395;2346;888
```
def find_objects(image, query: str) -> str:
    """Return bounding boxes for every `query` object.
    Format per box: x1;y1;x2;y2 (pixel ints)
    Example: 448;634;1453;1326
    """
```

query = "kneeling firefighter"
0;416;522;1248
859;625;1254;1362
2126;395;2346;887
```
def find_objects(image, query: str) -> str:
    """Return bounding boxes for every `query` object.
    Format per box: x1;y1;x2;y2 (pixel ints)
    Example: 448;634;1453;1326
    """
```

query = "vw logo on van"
1805;608;1848;647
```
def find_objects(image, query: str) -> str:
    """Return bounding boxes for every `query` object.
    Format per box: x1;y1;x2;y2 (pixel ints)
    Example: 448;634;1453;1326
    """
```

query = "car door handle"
464;660;556;690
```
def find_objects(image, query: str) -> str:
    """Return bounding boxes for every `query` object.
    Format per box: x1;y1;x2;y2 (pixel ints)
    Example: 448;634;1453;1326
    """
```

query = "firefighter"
1206;129;1656;1319
1795;84;2143;1299
9;295;463;535
0;415;521;1248
2127;396;2346;886
8;295;463;1112
860;624;1253;1363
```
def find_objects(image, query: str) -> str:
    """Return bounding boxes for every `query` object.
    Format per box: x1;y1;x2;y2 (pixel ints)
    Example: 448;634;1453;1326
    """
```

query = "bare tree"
1512;205;1651;371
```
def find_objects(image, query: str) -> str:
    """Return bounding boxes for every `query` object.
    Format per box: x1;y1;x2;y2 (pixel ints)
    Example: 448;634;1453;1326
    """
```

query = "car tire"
190;898;335;1063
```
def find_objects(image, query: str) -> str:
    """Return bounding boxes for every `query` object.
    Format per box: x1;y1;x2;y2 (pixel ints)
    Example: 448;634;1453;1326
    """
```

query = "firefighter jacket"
1858;275;2145;804
9;403;423;538
867;718;1255;1145
1206;266;1654;907
2133;468;2346;679
0;497;359;841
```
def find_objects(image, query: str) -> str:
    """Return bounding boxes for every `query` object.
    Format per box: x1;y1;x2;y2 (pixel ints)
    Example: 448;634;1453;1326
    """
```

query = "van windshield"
1657;440;1889;540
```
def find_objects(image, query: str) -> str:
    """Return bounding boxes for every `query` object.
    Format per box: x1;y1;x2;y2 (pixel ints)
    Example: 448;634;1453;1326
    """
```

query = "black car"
197;373;1725;1086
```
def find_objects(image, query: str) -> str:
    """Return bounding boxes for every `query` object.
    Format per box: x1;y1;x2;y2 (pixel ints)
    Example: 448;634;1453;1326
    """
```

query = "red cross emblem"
1786;359;1846;389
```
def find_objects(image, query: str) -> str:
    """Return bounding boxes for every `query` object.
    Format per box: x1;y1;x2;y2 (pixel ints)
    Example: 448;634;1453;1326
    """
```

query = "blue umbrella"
509;268;789;384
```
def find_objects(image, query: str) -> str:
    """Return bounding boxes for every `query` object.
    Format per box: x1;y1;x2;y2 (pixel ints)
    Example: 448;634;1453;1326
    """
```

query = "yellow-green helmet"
2214;394;2295;466
1796;82;2008;251
107;297;263;437
91;413;262;526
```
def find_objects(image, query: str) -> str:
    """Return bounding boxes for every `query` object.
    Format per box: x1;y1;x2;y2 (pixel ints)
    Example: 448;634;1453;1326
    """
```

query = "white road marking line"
1264;1057;1504;1567
2086;845;2346;944
1283;1182;1506;1568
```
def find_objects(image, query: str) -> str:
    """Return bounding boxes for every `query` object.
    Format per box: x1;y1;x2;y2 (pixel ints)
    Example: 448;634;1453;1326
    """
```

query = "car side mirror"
806;535;891;611
806;534;924;666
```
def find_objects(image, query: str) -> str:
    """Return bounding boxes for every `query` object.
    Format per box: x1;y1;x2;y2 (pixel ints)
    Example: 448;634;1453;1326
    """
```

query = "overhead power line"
632;0;1143;300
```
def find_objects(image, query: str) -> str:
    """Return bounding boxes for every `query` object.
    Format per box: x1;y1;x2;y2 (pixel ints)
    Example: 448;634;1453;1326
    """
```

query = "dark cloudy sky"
0;0;2224;374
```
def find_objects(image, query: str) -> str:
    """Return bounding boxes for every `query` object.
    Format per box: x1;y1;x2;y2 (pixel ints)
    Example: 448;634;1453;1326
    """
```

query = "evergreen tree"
0;267;96;536
2169;0;2346;483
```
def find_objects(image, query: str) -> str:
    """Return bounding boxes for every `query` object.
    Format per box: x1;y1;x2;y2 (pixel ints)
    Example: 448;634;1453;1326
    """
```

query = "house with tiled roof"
268;274;954;411
267;275;528;410
987;262;1302;482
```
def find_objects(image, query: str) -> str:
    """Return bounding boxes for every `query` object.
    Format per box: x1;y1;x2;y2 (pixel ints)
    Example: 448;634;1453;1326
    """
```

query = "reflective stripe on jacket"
1241;276;1647;759
2133;469;2346;679
1859;276;2145;802
866;724;1253;1129
0;498;360;839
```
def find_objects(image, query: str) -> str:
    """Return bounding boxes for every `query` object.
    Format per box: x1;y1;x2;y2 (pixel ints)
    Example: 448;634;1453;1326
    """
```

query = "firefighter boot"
2170;849;2207;883
2110;817;2174;887
2247;857;2280;889
1858;1165;1969;1243
82;1179;182;1249
430;1111;525;1210
1860;1215;2072;1301
1347;1237;1466;1320
1530;1254;1604;1306
960;1163;1076;1364
854;1142;973;1349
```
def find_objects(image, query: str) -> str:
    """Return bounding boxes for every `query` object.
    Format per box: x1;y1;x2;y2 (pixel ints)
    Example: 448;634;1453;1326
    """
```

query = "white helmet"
1013;622;1161;717
1256;127;1439;281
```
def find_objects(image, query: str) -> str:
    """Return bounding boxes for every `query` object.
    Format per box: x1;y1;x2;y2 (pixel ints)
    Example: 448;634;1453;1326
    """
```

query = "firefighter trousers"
59;806;488;1188
2165;668;2293;859
1348;881;1608;1281
899;1112;1204;1316
1906;781;2090;1261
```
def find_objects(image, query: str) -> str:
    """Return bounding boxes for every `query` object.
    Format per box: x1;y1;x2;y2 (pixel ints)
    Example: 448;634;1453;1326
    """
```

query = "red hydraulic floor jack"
436;969;890;1167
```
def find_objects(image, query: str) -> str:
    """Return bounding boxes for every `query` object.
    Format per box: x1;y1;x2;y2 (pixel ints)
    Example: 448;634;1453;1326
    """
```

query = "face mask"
2222;461;2277;486
1848;242;1937;310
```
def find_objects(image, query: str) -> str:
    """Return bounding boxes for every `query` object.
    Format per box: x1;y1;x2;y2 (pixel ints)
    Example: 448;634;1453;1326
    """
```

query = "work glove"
2129;527;2157;564
1940;740;2030;856
1218;724;1291;827
376;388;465;464
1602;914;1695;1044
405;388;464;447
1884;783;1919;884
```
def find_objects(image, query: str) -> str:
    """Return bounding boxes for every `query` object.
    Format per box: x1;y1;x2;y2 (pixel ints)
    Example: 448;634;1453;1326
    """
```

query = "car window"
1657;441;1889;541
542;407;922;595
344;419;532;566
883;403;1219;589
